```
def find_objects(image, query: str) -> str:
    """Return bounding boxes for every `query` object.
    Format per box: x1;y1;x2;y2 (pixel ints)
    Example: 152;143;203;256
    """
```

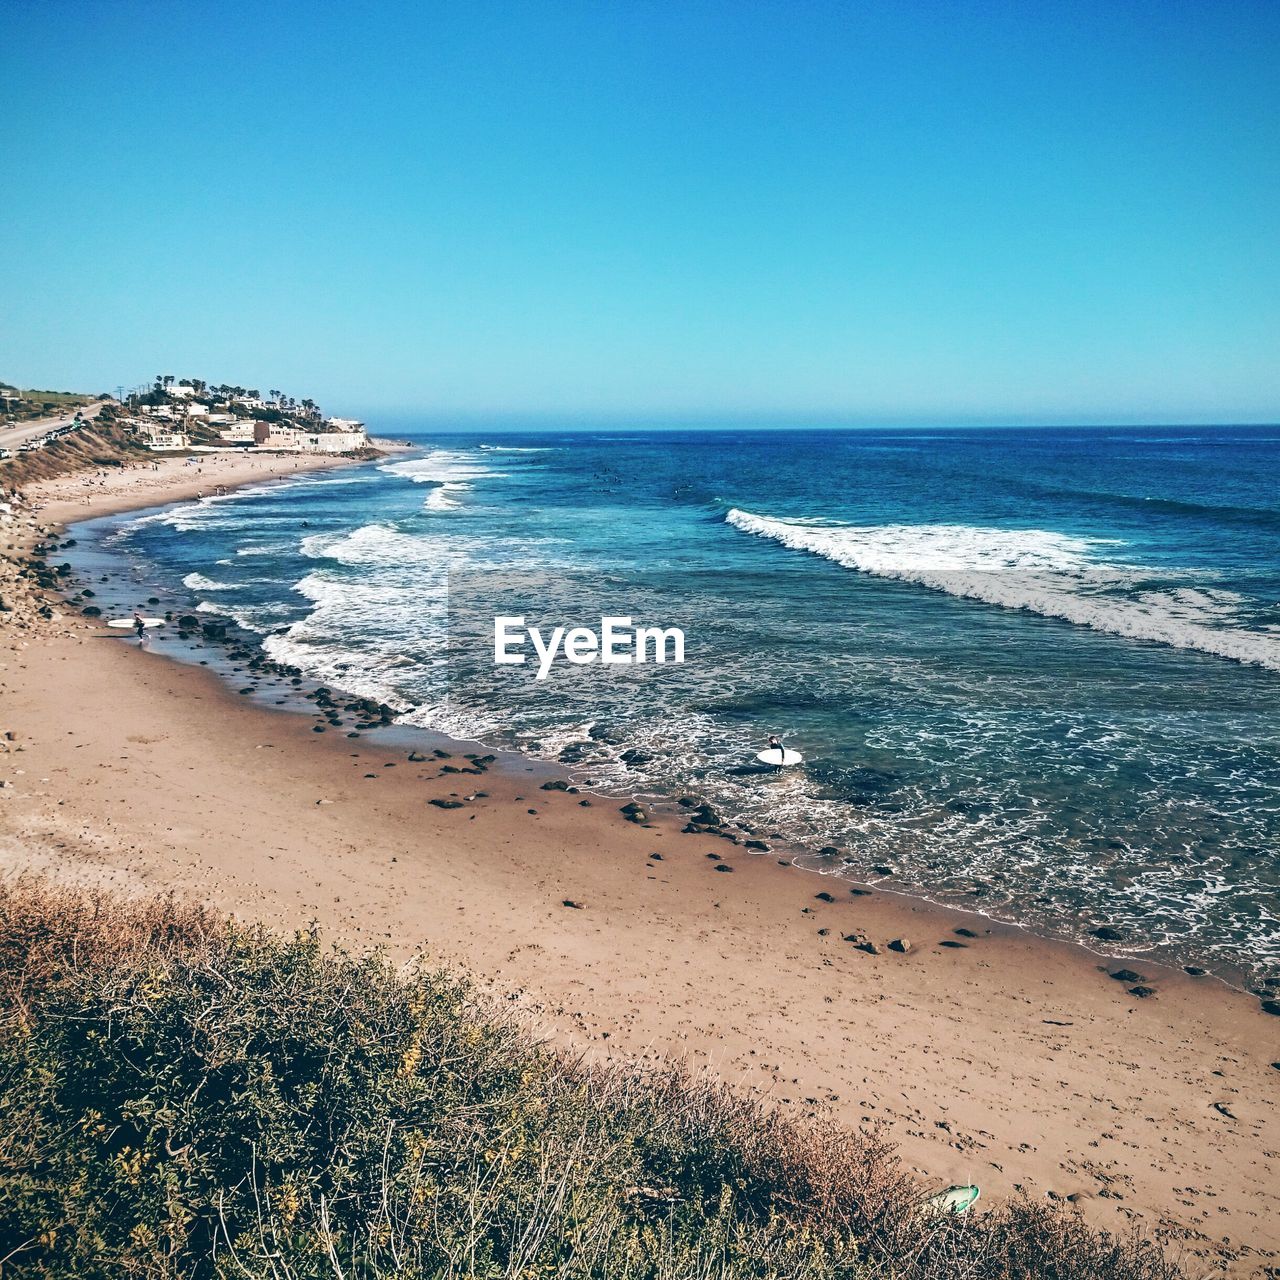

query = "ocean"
73;426;1280;982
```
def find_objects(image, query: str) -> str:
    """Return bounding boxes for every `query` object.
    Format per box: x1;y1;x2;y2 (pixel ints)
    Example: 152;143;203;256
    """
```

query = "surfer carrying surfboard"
133;613;147;646
757;735;803;768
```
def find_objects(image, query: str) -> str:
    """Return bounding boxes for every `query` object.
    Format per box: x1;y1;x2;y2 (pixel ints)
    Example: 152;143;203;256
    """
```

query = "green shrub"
0;879;1182;1279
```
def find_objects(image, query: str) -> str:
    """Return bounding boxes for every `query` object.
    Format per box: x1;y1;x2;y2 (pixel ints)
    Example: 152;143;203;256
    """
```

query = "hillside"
0;409;150;490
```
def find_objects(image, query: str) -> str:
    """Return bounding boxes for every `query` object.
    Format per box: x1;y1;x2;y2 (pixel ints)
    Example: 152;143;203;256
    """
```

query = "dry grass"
0;877;1185;1279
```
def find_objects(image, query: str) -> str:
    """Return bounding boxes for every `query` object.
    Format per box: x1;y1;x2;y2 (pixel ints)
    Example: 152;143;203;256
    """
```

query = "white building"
186;402;209;417
218;422;258;443
168;384;196;398
147;432;190;450
253;424;368;454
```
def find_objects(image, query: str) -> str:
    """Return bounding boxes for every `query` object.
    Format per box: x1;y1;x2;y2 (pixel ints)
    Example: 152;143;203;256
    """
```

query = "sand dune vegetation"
0;878;1181;1280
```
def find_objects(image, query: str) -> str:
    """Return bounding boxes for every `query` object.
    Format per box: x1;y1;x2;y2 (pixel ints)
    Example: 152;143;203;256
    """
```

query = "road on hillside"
0;400;107;453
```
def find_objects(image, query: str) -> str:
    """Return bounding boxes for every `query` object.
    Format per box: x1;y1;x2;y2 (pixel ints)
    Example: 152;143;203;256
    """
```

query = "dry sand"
1;457;1277;1277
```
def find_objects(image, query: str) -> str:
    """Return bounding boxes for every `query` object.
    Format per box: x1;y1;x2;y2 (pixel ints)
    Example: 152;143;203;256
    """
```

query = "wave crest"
725;508;1280;672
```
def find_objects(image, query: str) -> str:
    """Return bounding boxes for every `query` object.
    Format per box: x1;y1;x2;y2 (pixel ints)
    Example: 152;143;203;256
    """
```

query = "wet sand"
1;458;1277;1276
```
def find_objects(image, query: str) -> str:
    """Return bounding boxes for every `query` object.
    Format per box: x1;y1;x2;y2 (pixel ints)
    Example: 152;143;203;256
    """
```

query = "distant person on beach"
133;613;146;645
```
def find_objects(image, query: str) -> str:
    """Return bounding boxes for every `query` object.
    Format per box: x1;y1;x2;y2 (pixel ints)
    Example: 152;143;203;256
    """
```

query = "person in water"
767;734;783;759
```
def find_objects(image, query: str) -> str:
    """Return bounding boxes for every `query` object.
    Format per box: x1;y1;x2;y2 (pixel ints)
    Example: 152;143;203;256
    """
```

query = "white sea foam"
193;599;291;632
425;481;471;511
256;564;449;709
300;523;445;568
183;572;235;591
379;450;506;485
726;508;1280;671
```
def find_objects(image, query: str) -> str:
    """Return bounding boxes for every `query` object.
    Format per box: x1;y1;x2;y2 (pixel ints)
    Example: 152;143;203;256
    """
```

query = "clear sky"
2;0;1277;426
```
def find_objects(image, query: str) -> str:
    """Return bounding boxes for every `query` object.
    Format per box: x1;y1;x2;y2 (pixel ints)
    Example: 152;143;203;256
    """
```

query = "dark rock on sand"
818;846;841;855
540;779;570;791
744;839;770;851
408;751;427;762
578;799;592;807
1090;926;1125;942
563;899;584;909
954;927;979;938
939;940;967;948
1183;966;1208;977
815;892;835;903
871;865;895;876
428;798;464;809
856;941;881;955
1110;969;1144;983
888;938;912;954
713;863;733;872
1261;999;1280;1016
1128;986;1157;999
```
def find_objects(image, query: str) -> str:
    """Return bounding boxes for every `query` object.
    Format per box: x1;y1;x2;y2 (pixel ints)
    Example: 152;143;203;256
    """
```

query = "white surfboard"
756;747;803;767
106;617;166;629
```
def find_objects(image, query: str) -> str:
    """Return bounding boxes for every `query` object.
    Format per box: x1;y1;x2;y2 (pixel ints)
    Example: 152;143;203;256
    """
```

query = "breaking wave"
725;508;1280;672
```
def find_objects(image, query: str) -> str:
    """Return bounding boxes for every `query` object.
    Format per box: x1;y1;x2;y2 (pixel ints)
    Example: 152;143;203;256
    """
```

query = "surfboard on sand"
106;617;166;629
922;1185;980;1214
755;747;804;767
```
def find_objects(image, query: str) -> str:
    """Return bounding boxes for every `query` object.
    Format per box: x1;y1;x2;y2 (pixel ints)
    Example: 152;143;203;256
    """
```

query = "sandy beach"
1;459;1278;1277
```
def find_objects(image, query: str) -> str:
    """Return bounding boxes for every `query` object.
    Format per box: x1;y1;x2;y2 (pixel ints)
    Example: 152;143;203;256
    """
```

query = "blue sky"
2;0;1277;426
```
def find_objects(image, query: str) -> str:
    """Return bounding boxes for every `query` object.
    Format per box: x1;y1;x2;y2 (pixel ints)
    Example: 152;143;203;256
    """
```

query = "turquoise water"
80;426;1280;979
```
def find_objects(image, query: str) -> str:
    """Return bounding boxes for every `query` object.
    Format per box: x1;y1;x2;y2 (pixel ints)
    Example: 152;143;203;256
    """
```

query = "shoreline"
2;454;1278;1273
